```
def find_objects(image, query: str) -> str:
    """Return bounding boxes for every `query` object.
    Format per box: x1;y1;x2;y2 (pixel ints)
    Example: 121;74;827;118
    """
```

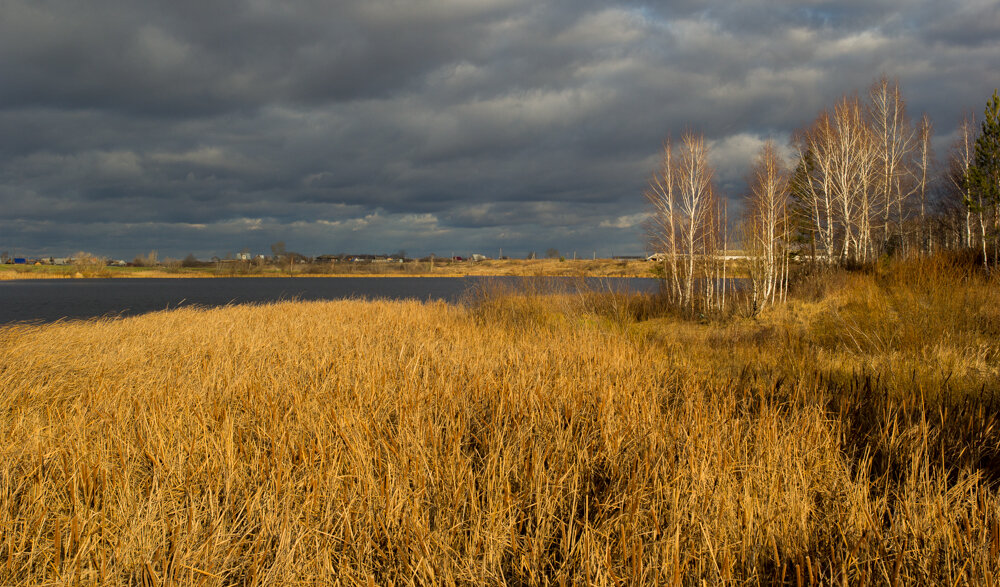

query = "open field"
1;256;998;584
0;258;659;280
0;265;215;280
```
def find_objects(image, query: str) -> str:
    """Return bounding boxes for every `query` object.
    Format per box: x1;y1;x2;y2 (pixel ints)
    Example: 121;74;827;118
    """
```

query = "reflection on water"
0;277;663;324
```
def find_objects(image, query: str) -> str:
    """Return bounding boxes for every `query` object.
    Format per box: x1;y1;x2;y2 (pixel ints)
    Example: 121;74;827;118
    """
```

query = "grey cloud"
1;0;998;258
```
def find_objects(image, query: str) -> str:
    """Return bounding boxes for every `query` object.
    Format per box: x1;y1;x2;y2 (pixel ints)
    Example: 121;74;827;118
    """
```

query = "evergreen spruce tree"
966;89;1000;268
788;151;818;261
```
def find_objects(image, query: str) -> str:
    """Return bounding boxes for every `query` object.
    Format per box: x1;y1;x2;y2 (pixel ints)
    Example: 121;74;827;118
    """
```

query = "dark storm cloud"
1;0;998;258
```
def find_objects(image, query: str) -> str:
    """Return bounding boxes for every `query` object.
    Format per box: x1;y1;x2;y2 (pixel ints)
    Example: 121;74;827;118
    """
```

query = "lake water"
0;277;663;324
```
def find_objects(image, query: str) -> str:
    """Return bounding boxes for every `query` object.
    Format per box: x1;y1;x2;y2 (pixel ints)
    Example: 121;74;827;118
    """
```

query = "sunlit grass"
0;255;997;584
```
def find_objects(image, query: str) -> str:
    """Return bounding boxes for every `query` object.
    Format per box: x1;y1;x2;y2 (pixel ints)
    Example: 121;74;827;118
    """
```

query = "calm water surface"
0;277;662;324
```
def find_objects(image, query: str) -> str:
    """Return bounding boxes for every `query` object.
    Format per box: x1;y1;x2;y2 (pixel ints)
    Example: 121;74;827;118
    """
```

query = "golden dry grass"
0;266;213;280
0;271;69;280
0;256;998;584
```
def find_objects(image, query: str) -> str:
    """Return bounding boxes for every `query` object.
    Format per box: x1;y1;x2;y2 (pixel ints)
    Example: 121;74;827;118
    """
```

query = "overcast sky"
2;0;998;259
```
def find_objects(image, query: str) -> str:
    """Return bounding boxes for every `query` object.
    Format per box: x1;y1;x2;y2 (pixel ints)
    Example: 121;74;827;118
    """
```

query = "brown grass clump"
1;255;998;584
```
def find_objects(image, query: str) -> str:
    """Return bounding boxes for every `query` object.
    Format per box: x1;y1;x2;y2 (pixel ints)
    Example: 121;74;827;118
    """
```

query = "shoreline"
0;259;662;280
0;272;659;280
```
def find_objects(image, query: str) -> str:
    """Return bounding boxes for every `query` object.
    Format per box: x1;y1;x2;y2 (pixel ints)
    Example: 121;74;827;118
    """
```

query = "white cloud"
96;151;143;179
555;8;645;47
149;147;259;172
599;212;650;229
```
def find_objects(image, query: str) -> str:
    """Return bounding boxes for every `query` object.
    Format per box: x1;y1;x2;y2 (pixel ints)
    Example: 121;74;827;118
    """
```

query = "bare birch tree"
947;113;979;252
744;140;790;314
791;78;935;264
645;139;683;304
645;131;721;314
795;113;837;263
868;76;914;255
675;132;717;312
854;114;879;263
914;114;933;254
829;95;868;263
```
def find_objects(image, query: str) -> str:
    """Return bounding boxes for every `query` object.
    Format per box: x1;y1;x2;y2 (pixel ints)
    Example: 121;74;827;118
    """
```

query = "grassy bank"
0;256;997;584
0;258;657;280
0;265;216;280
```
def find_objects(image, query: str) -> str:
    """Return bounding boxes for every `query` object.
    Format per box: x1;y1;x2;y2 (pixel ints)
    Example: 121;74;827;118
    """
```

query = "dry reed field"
0;258;658;280
1;256;999;584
